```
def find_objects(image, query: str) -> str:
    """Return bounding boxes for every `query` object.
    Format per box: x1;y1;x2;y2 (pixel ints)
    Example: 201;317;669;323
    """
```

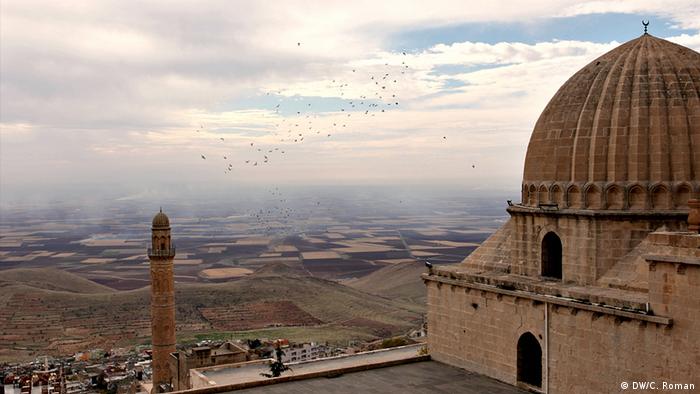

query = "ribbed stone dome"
522;34;700;210
152;209;170;228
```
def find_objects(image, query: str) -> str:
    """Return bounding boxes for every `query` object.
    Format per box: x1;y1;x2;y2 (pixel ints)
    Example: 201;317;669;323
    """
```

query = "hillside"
0;268;116;294
253;261;310;277
0;267;423;362
344;261;427;306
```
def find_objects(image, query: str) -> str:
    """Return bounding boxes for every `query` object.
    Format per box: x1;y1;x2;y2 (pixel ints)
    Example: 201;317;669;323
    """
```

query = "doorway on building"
517;332;542;388
541;232;562;279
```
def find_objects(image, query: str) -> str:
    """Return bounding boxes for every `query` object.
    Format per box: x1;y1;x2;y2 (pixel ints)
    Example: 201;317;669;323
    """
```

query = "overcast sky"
1;1;699;204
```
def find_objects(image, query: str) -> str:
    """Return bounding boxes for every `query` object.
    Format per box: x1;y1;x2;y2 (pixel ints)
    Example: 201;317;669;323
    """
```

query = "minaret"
148;209;176;392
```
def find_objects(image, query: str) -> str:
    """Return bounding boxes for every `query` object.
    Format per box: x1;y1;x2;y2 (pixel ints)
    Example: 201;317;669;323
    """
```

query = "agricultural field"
0;189;510;360
0;195;505;288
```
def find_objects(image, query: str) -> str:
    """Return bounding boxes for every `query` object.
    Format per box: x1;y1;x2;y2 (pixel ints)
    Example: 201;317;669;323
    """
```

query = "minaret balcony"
148;247;176;258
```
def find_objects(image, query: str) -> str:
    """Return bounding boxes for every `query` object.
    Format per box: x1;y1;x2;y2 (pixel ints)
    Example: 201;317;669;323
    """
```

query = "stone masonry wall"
427;262;700;393
509;211;685;285
427;281;544;385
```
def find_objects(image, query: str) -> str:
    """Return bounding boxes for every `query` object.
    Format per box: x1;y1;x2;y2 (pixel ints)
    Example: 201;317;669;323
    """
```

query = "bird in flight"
192;49;411;177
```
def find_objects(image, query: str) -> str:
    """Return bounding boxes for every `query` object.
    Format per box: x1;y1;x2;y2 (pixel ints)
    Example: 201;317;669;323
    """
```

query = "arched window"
675;184;692;209
538;185;548;205
606;185;623;209
550;185;563;207
567;186;581;209
541;232;562;279
628;186;646;210
517;332;542;388
651;185;671;209
585;185;601;209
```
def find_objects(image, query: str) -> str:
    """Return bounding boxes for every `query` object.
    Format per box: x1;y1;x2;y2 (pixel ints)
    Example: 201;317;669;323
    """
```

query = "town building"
169;342;248;391
423;32;700;392
279;342;329;364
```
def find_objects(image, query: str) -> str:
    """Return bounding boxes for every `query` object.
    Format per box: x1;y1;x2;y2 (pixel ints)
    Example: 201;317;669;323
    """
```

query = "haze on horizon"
2;1;700;206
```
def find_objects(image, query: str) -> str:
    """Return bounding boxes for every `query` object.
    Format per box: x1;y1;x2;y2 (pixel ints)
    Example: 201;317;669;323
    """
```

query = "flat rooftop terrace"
196;344;426;387
181;345;526;394
229;360;526;394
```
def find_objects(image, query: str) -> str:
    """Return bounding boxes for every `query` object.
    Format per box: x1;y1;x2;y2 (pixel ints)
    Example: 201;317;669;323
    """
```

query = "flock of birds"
197;47;415;172
194;43;476;233
209;186;326;234
197;44;476;173
248;187;297;232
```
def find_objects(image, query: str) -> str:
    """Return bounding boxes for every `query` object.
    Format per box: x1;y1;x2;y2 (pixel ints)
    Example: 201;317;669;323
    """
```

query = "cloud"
1;1;699;202
558;1;700;29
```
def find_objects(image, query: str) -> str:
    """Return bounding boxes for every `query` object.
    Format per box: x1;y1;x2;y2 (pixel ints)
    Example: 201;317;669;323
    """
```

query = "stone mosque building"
424;33;700;392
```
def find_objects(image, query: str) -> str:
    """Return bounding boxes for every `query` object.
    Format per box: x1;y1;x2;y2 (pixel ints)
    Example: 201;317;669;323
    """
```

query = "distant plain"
0;188;510;361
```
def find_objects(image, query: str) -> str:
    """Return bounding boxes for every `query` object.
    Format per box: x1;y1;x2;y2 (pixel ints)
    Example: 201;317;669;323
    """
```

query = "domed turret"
152;208;170;228
522;34;700;211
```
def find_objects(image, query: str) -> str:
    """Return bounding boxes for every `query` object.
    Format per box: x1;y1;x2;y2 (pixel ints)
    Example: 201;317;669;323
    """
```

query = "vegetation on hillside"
0;267;422;362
